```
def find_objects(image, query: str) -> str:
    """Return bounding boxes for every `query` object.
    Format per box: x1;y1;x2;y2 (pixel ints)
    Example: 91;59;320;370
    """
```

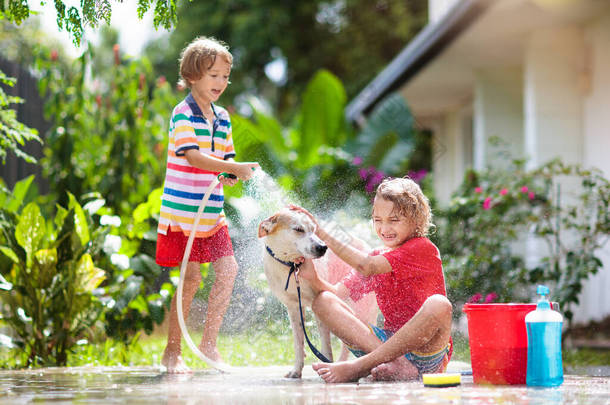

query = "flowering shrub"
467;292;498;304
435;159;609;324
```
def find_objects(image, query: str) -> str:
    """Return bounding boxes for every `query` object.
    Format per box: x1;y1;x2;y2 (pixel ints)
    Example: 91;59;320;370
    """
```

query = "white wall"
573;12;610;324
431;106;474;205
524;27;585;169
473;67;524;169
429;0;461;24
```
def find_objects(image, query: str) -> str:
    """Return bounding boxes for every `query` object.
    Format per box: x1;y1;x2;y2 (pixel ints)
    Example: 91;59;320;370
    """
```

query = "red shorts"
155;226;234;267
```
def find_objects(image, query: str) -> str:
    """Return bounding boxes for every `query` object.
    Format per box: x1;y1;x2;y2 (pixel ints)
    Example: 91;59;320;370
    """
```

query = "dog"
258;209;377;378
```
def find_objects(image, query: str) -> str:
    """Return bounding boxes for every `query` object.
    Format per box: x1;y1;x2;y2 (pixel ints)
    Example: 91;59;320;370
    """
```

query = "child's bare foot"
312;360;369;383
370;356;419;381
162;349;192;374
198;343;224;364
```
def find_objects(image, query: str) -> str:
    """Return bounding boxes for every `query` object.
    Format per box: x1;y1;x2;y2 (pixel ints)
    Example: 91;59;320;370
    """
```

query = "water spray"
176;172;236;373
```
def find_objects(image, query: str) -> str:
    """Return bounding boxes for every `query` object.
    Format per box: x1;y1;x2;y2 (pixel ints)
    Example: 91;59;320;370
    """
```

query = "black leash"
265;246;332;363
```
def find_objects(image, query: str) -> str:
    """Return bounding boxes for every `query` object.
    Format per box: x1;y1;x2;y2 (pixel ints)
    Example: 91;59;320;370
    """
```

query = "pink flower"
468;293;483;304
352;156;363;166
358;168;368;180
482;197;492;210
407;169;428;183
484;292;498;303
521;186;529;193
528;192;535;201
371;171;385;185
474;187;482;193
499;188;508;196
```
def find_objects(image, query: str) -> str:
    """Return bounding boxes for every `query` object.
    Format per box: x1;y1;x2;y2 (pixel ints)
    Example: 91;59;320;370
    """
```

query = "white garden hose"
176;173;233;372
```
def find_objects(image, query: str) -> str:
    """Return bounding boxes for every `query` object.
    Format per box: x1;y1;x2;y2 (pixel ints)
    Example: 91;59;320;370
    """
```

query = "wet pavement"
0;364;609;404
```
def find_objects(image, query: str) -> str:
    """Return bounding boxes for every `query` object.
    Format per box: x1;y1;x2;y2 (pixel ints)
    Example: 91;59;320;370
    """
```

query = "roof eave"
345;0;491;125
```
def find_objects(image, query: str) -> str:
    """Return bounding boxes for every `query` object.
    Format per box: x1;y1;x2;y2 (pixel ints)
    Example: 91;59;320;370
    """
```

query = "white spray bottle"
525;285;563;387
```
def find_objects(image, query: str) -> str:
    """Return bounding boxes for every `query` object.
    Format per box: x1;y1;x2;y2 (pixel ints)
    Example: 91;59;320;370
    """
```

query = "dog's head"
258;209;327;261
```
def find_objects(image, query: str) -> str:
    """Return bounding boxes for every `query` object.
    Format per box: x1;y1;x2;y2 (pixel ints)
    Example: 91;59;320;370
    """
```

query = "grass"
67;330;474;370
2;329;608;370
65;330;329;369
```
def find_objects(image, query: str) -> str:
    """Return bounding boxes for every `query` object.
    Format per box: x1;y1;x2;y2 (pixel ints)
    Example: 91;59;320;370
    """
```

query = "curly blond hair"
374;177;433;237
178;36;233;89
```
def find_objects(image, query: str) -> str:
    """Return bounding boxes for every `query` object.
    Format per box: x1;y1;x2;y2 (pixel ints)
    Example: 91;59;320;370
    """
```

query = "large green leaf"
5;175;34;213
348;92;415;174
75;253;105;292
67;192;90;246
133;188;163;223
231;113;285;177
33;248;58;288
0;246;20;264
252;110;288;155
0;273;12;291
298;70;347;166
15;203;45;258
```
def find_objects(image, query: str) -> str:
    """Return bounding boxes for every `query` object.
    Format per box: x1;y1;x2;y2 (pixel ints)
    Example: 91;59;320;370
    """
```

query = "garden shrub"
0;177;107;366
436;158;609;325
33;42;178;342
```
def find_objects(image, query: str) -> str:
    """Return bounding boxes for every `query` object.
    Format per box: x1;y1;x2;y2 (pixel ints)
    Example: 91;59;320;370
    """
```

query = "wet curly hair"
374;177;433;237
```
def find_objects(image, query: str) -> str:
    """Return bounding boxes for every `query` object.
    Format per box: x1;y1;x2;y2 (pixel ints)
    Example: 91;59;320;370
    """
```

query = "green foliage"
435;159;540;304
0;0;179;47
231;72;424;213
39;43;177;216
0;177;107;366
346;92;417;174
0;70;41;164
149;0;427;117
526;160;609;322
101;187;174;341
436;158;609;324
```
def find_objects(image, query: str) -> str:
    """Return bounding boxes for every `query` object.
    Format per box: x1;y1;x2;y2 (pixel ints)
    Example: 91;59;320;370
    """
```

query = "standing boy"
156;37;258;373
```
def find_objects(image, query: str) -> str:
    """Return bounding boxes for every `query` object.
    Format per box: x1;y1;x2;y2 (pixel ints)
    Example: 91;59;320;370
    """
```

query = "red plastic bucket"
463;303;536;385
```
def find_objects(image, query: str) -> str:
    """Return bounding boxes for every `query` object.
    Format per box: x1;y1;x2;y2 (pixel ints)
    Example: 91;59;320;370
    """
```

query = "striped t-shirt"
157;93;236;237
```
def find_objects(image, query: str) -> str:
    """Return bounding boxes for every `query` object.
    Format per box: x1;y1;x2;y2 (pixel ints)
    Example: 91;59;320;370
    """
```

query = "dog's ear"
258;214;279;238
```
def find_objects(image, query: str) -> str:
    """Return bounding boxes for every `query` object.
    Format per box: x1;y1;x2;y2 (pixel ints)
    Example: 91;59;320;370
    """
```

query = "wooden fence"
0;55;50;193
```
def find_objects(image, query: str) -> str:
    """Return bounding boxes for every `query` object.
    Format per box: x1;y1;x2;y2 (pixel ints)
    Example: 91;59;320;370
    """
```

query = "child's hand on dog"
288;205;321;233
294;258;319;285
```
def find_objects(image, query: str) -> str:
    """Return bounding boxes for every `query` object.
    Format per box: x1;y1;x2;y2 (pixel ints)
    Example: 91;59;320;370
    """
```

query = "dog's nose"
316;244;328;256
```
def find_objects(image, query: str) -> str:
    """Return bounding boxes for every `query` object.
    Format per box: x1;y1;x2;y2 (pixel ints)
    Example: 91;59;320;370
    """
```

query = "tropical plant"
229;72;426;213
0;176;107;366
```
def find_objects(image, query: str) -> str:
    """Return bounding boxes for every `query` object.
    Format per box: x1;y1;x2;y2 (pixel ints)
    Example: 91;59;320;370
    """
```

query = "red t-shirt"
342;237;446;333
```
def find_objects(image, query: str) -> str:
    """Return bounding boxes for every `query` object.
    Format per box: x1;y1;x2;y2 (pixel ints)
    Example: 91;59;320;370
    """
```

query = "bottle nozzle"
537;285;550;297
536;285;551;309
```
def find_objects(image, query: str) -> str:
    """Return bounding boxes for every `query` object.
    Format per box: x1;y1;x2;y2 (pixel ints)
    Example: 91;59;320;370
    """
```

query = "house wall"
431;107;473;204
430;18;609;323
473;67;523;169
429;0;461;24
573;12;610;324
524;26;585;169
